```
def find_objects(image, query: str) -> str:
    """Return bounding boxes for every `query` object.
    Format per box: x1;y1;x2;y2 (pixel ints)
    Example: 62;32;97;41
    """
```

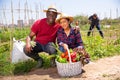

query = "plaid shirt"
57;27;83;49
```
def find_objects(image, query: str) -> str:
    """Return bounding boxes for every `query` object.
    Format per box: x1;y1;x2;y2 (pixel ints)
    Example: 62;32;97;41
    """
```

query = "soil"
1;55;120;80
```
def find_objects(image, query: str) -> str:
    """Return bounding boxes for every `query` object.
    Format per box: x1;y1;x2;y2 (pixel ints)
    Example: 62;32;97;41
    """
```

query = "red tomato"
65;51;68;55
67;57;69;61
72;59;77;62
61;53;65;58
64;55;69;59
71;52;77;59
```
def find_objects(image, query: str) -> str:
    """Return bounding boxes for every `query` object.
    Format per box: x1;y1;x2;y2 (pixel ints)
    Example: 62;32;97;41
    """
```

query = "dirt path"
1;56;120;80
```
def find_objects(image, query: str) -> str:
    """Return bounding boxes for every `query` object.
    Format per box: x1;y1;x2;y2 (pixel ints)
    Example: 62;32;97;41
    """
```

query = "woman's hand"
62;43;68;51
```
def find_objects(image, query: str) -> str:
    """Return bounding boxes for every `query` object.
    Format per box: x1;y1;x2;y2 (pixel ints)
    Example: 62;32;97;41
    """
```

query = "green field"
0;21;120;76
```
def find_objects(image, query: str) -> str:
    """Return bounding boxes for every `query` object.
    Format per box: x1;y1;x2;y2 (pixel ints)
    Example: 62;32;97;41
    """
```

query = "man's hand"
25;43;32;53
25;31;35;53
25;36;32;53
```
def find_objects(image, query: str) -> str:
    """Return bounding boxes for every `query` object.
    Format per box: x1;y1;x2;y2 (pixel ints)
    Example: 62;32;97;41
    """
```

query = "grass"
0;24;120;76
13;60;37;75
0;51;14;76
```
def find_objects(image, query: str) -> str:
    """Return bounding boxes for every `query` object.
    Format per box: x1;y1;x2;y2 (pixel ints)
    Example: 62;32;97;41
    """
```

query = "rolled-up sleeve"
31;20;40;35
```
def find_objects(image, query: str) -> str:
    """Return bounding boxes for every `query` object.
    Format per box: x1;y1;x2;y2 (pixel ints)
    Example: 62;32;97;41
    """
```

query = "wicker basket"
56;48;82;77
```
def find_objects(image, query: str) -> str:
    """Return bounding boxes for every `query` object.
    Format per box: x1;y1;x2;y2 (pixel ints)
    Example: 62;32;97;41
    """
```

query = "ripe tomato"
72;59;77;62
65;51;68;55
64;55;69;60
61;53;65;58
71;52;77;59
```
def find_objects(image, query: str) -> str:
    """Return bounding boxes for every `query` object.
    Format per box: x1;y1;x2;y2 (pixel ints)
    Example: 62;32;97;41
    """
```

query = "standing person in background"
75;20;80;33
87;13;104;38
75;20;80;29
24;5;61;68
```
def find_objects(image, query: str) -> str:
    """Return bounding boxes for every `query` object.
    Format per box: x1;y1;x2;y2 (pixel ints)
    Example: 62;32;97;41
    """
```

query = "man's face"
46;11;57;24
93;16;97;19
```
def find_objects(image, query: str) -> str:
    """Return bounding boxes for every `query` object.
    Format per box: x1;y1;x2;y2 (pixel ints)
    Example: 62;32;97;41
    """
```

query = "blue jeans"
24;42;56;61
87;24;104;38
59;46;66;52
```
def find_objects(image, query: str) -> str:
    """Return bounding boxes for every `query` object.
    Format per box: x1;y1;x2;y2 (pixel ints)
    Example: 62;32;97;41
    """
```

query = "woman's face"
59;18;70;30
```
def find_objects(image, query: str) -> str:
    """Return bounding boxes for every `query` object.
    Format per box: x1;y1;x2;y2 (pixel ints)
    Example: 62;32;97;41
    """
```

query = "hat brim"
43;10;61;14
56;16;74;23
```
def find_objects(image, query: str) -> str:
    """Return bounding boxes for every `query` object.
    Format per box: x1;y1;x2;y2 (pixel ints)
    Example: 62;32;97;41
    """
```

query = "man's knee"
49;48;56;54
47;46;56;54
45;42;56;54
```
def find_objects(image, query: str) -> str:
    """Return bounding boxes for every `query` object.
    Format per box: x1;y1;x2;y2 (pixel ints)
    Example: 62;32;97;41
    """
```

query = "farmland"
0;18;120;80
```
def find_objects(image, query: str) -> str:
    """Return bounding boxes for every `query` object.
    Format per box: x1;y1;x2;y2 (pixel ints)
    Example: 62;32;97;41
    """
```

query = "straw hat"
43;5;60;14
56;13;74;23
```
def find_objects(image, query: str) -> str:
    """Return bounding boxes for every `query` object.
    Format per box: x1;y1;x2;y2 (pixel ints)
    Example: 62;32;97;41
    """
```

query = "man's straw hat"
43;5;60;14
56;13;73;23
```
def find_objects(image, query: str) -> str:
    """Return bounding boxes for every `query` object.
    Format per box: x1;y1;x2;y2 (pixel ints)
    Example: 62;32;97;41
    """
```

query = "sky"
0;0;120;24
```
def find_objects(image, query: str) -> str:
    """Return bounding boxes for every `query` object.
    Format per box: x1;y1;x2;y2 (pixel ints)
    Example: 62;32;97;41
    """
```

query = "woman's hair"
65;18;71;28
65;18;70;22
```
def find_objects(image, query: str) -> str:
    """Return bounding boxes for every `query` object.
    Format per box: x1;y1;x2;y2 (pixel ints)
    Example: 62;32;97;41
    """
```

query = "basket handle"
67;48;72;63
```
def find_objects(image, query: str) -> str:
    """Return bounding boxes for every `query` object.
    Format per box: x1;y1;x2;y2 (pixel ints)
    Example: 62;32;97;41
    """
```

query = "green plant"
13;60;37;74
0;51;14;76
0;24;120;76
38;52;56;68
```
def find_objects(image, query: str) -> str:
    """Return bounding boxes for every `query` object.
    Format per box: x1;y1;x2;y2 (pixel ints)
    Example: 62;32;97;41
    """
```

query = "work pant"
24;42;56;61
87;24;104;38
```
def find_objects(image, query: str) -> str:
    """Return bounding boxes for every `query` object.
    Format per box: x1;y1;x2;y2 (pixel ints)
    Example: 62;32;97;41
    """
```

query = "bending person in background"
87;13;104;38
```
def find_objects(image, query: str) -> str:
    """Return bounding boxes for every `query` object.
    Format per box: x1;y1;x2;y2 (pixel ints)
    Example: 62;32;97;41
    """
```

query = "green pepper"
57;57;67;63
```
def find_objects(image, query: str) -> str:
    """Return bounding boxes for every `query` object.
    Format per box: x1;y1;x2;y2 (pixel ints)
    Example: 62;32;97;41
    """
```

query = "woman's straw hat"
56;13;73;23
43;5;60;14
